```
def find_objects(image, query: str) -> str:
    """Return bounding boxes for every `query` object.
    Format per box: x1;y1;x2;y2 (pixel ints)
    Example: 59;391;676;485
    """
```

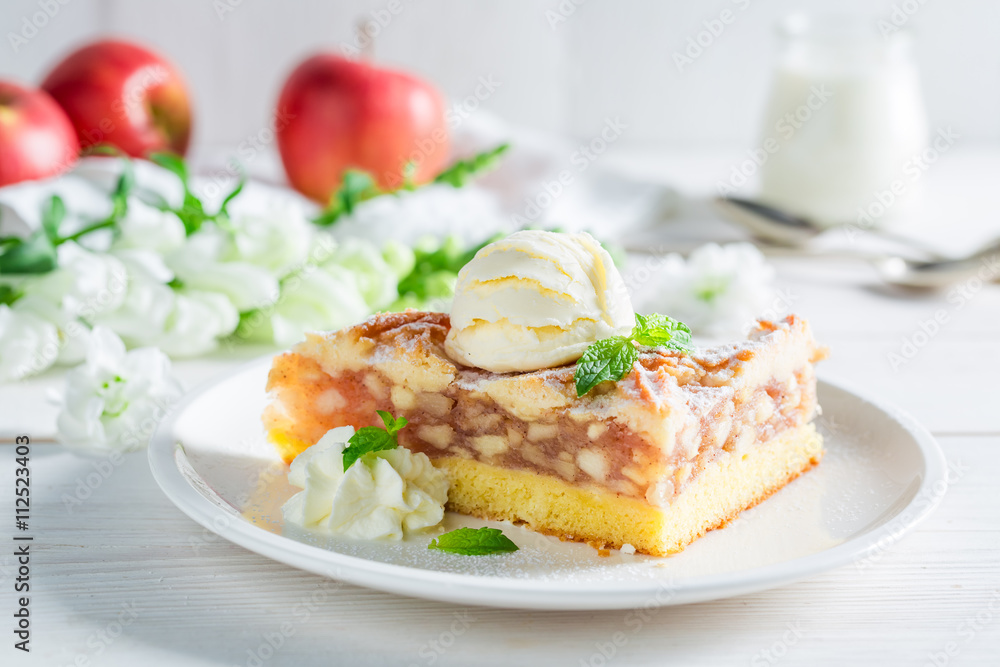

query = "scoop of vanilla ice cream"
444;230;635;372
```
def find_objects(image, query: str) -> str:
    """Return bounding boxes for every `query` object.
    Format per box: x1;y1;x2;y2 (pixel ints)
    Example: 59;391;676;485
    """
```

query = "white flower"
9;242;129;325
154;290;239;357
56;326;184;454
331;184;512;248
56;242;129;320
71;156;185;210
4;269;88;366
9;294;89;365
266;264;371;347
92;257;175;346
0;302;61;382
0;173;112;239
1;242;126;370
640;243;776;336
0;242;131;371
111;198;186;255
94;257;238;358
325;237;399;310
166;225;279;312
228;200;312;277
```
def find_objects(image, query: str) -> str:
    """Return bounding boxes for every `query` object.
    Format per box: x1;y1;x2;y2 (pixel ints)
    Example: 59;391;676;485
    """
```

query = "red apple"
41;39;192;158
0;81;79;186
276;54;449;202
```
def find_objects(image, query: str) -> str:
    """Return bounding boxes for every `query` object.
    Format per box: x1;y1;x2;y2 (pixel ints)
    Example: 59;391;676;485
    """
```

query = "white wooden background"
2;0;1000;154
0;147;999;665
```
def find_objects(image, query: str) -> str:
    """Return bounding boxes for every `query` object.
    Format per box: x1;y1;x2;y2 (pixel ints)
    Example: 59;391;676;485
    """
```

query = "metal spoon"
714;196;946;260
874;241;1000;289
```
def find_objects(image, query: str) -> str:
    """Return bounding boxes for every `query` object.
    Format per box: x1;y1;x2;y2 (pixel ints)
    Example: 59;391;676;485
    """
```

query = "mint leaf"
633;313;693;351
427;527;519;555
433;143;509;187
376;409;408;436
341;411;409;472
574;312;693;397
574;335;638;397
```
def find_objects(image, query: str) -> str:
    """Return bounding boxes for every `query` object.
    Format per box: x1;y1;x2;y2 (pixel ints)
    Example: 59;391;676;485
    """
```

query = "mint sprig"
574;336;638;398
427;527;519;555
341;410;409;472
574;313;693;397
632;313;693;347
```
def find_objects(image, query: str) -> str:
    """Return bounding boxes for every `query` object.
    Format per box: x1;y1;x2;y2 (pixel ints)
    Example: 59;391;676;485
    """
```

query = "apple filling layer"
264;311;826;512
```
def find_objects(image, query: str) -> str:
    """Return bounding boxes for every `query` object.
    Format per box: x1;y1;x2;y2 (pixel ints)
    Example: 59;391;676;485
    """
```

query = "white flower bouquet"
0;146;511;384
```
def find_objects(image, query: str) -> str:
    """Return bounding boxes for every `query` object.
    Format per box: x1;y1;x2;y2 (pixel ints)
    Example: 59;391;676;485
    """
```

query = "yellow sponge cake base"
435;423;823;557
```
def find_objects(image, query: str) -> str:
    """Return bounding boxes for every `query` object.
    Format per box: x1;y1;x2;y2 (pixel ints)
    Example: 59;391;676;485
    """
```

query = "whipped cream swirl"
282;427;449;540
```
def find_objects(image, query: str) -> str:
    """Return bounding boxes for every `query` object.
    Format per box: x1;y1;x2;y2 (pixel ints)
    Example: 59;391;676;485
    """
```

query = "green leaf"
141;190;172;211
341;411;409;472
0;284;21;306
399;161;418;190
311;144;511;227
574;335;638;397
56;162;134;244
97;163;135;231
427;527;519;555
376;409;408;436
433;143;510;187
148;151;189;185
632;313;693;351
337;170;379;215
392;233;504;306
0;232;57;274
81;143;126;157
40;195;65;241
113;159;136;201
57;217;118;245
340;429;398;472
573;312;694;397
147;152;222;235
313;170;382;227
218;177;245;217
177;193;210;236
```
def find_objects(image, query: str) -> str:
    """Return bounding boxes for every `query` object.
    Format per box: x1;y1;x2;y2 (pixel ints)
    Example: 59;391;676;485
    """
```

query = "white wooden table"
2;148;999;666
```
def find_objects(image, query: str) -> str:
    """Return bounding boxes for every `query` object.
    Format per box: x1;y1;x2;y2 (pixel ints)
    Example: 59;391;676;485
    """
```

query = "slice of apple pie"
264;310;826;557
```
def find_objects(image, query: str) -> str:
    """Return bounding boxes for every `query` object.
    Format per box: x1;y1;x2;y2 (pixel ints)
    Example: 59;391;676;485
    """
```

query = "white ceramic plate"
148;357;947;610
